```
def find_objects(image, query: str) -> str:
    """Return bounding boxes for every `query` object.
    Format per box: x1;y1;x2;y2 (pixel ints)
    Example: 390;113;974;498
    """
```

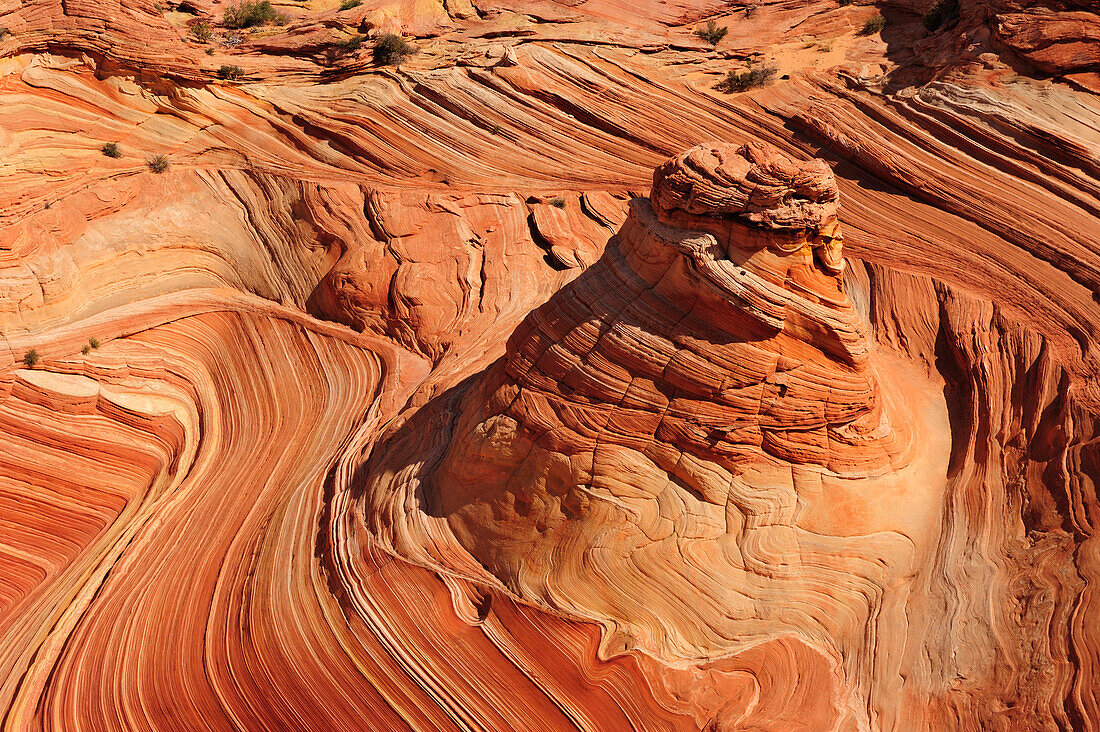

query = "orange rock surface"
1;0;1099;729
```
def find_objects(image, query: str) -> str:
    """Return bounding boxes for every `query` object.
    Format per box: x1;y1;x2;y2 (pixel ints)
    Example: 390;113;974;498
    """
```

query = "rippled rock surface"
1;0;1099;729
364;143;951;718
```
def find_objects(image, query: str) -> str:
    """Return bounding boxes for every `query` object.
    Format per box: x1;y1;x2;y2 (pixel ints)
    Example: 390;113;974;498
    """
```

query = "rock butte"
0;0;1099;729
364;143;953;715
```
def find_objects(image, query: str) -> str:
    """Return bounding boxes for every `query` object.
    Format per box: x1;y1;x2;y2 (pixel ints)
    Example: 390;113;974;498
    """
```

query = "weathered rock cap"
651;141;840;232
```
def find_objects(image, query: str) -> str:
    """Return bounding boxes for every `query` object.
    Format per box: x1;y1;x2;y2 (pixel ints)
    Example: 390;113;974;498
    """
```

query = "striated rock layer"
361;143;952;726
1;0;1099;728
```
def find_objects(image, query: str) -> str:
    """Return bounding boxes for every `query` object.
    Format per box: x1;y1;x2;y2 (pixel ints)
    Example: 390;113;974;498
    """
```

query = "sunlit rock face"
4;0;1100;725
364;143;950;723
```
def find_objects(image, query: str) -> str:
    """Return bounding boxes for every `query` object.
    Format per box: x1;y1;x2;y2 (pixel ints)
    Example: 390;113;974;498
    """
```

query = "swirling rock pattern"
362;143;953;726
1;0;1099;729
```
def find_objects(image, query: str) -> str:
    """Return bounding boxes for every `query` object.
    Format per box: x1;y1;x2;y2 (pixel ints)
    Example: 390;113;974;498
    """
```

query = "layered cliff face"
983;0;1100;77
2;0;1100;729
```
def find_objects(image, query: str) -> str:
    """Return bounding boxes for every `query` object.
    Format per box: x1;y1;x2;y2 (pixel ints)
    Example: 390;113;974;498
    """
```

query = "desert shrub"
22;349;39;368
336;34;365;52
101;142;122;158
491;123;502;135
549;197;566;209
923;0;959;32
339;0;361;9
0;27;10;39
838;0;853;5
372;33;416;65
694;20;728;46
218;64;244;79
222;0;278;28
191;19;212;42
147;154;170;173
89;337;100;349
860;13;885;35
206;47;216;55
81;344;91;355
715;65;777;92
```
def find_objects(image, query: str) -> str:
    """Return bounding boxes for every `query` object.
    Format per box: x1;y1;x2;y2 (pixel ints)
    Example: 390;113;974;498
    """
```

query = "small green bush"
191;19;212;42
89;337;100;349
336;34;365;52
694;20;728;46
147;154;170;173
923;0;959;32
23;349;39;368
101;142;122;158
491;123;502;135
715;65;777;92
223;0;278;28
339;0;361;9
218;64;244;79
549;197;566;209
372;33;416;66
860;13;885;35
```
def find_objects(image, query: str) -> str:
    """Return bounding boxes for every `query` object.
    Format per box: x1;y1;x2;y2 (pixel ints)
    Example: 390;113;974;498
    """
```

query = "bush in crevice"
147;154;170;173
218;64;244;79
372;33;416;66
549;196;566;209
715;65;777;92
101;142;122;158
222;0;279;28
923;0;959;32
694;20;728;46
22;349;39;368
191;19;212;42
336;34;365;52
859;13;885;35
339;0;361;9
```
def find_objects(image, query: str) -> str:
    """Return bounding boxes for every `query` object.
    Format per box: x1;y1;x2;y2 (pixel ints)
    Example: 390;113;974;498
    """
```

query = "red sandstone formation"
987;1;1100;76
1;0;1099;729
360;143;952;728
